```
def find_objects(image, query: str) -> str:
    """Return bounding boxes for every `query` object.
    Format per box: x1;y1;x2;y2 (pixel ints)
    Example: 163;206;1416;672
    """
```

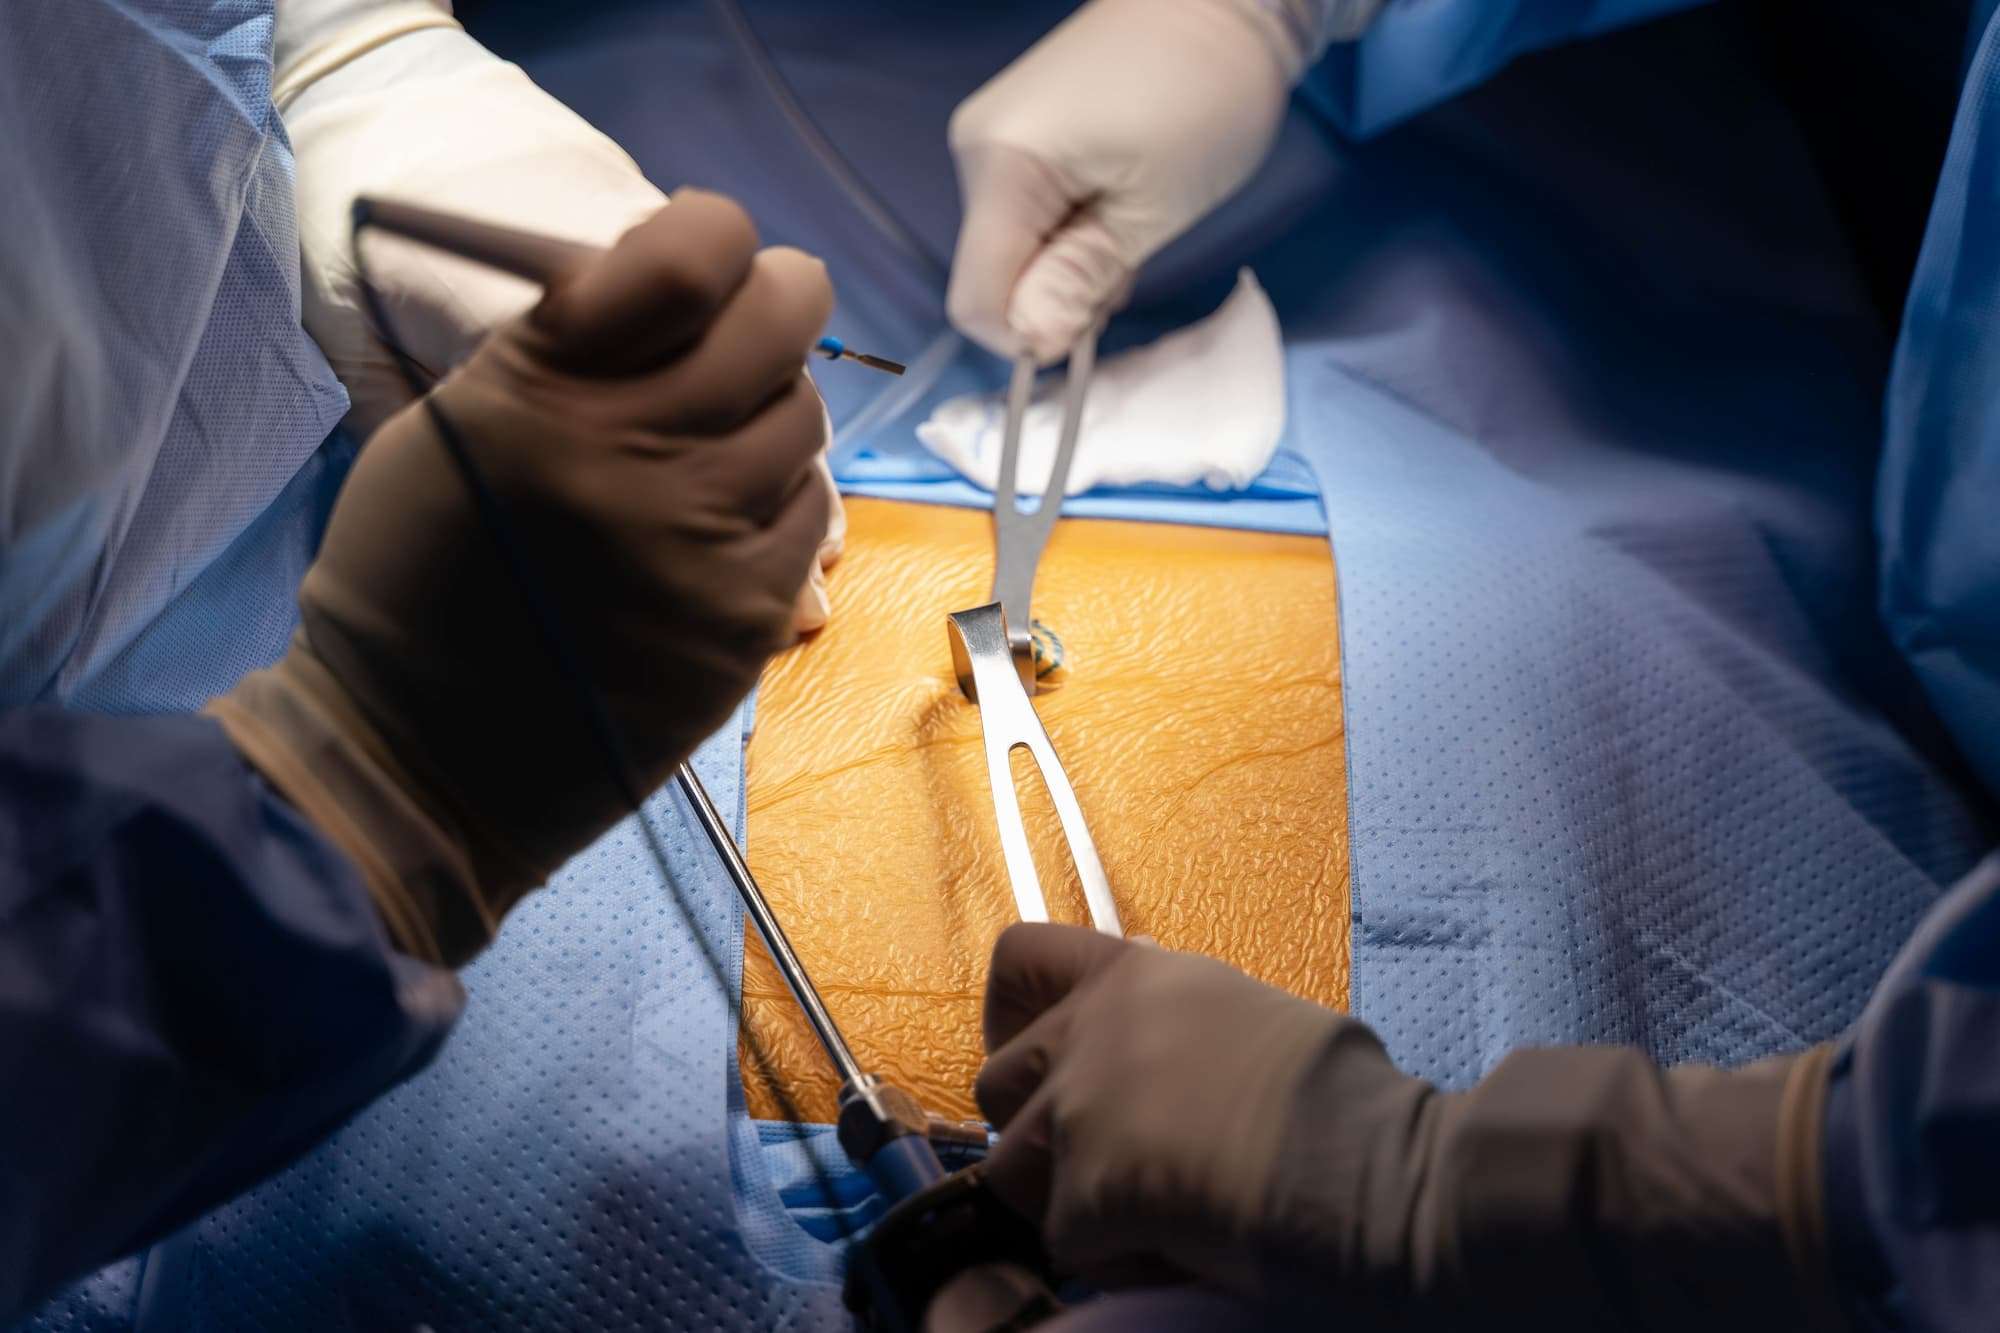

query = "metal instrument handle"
675;764;867;1088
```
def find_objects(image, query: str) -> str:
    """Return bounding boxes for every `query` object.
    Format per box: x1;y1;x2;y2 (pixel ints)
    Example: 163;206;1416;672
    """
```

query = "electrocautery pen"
350;196;906;375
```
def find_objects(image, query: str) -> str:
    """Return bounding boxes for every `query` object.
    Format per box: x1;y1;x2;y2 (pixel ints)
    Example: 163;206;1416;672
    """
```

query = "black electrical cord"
347;217;857;1242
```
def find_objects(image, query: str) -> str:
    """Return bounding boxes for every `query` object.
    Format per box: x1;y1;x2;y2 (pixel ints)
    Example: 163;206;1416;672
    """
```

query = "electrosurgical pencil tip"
814;336;906;376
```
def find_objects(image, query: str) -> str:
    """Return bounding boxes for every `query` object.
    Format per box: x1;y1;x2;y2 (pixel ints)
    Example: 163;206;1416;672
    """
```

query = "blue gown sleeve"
1879;5;2000;805
1300;0;1715;138
1821;850;2000;1332
0;707;463;1321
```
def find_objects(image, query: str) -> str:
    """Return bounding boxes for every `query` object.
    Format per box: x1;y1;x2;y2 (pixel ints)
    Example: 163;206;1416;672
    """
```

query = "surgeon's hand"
279;9;840;629
211;193;830;966
978;924;1843;1326
947;0;1340;364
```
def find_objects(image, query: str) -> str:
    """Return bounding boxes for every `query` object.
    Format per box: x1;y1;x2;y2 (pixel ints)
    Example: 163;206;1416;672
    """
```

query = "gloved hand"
978;923;1846;1327
276;0;842;628
946;0;1379;364
210;193;831;967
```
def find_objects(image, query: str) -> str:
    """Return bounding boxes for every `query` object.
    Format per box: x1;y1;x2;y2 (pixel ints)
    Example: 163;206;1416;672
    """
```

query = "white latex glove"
946;0;1381;365
276;1;842;629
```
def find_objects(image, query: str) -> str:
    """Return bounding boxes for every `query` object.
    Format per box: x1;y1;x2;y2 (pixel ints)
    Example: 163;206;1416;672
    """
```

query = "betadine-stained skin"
742;497;1349;1125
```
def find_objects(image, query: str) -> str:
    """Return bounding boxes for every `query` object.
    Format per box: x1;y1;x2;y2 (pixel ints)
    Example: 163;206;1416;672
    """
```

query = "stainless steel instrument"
950;335;1121;937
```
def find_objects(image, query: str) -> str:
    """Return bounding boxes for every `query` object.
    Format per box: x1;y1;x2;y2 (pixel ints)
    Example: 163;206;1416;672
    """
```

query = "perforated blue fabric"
0;0;349;706
1285;354;1990;1081
68;434;356;715
12;1262;140;1333
97;720;849;1331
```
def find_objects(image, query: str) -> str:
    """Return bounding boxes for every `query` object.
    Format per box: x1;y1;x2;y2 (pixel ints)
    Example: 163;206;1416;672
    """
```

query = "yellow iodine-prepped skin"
741;497;1350;1124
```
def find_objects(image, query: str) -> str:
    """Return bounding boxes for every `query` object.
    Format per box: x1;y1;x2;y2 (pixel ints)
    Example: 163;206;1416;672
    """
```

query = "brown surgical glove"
978;923;1848;1329
210;190;832;966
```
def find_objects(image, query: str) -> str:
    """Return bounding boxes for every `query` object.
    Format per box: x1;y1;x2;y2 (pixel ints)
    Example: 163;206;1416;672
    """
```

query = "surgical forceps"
951;336;1122;937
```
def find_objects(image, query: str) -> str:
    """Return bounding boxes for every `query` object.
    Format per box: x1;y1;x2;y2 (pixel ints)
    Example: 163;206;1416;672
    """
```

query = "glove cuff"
1435;1044;1849;1331
272;2;463;111
207;634;492;966
1776;1042;1847;1332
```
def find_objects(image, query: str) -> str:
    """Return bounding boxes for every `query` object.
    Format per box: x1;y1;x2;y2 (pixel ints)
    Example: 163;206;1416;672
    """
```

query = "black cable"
348;216;857;1240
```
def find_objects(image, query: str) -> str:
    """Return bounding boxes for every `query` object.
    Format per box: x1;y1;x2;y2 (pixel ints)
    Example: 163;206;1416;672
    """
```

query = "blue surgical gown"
1309;5;2000;1324
0;0;350;706
1879;2;2000;805
0;710;459;1319
1824;3;2000;1326
1;0;455;1321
